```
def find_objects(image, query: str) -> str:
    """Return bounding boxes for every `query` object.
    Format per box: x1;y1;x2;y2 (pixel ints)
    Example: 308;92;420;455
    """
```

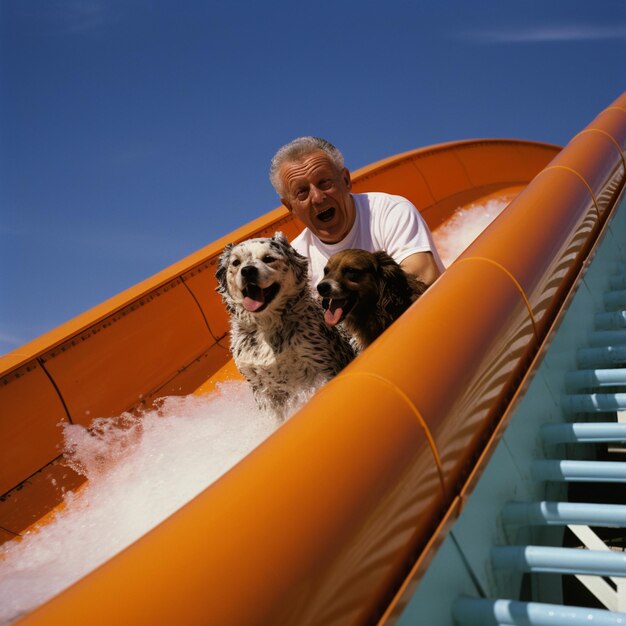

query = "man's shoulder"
354;192;417;224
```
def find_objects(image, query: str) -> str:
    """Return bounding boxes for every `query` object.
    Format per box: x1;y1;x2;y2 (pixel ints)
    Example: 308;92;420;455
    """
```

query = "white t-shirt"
291;192;444;287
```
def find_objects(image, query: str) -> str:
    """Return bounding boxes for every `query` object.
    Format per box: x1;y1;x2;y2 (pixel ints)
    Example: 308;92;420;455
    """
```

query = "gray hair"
269;136;345;196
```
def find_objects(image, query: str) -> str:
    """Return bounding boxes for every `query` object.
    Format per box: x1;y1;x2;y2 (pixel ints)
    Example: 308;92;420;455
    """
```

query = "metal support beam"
540;422;626;443
532;459;626;482
491;545;626;577
452;596;626;625
565;368;626;390
595;310;626;330
501;501;626;527
561;393;626;414
577;346;626;368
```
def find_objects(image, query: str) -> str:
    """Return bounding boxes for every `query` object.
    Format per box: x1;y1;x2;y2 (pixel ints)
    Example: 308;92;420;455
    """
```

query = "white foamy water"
434;198;510;267
0;382;278;625
0;197;512;624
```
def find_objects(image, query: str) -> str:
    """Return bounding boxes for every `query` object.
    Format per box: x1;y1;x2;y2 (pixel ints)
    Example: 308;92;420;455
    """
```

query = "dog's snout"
241;265;258;280
317;281;331;297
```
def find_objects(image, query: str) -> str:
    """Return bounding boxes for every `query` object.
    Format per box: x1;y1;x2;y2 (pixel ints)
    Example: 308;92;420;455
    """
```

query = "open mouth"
321;295;355;326
242;282;280;313
316;207;335;223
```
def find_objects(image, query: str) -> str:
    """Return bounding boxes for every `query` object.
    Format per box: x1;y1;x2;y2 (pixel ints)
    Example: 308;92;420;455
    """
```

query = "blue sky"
2;0;625;354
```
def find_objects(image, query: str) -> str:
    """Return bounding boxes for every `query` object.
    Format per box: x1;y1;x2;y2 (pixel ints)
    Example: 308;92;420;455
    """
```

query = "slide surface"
1;93;625;625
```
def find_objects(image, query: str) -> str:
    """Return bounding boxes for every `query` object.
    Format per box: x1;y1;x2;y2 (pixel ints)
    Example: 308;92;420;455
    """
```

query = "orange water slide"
1;93;625;624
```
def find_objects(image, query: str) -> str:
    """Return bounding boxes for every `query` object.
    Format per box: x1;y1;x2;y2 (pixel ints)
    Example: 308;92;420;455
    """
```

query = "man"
269;136;444;288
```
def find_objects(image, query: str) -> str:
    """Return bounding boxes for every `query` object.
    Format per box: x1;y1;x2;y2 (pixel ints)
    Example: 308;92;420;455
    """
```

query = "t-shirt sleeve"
376;198;439;264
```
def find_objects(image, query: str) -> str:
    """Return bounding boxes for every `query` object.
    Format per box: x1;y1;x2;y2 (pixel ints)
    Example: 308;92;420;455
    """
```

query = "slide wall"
1;93;625;624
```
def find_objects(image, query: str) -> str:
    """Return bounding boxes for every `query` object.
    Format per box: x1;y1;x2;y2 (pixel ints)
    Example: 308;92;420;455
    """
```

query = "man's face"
279;151;355;244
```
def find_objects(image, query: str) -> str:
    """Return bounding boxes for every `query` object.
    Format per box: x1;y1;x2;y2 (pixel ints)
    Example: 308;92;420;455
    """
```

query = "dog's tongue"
324;300;343;326
243;285;265;312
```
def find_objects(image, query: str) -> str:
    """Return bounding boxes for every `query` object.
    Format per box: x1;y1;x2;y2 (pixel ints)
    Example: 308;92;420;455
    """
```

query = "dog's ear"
272;231;292;248
291;251;310;286
374;251;413;314
215;243;234;294
271;231;310;285
374;251;406;285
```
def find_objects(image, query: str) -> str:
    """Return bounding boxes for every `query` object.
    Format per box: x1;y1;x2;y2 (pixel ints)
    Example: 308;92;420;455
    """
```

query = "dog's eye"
345;268;362;281
262;255;276;264
231;259;241;267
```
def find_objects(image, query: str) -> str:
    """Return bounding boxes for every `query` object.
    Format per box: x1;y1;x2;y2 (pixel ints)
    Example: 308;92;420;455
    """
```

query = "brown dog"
317;249;426;352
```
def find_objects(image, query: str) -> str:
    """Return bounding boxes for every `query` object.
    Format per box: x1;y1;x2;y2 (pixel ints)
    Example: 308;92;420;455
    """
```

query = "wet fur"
216;232;355;421
317;249;426;352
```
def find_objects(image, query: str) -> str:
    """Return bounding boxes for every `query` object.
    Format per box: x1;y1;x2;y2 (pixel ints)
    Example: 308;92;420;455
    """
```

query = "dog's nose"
241;265;258;280
317;281;331;297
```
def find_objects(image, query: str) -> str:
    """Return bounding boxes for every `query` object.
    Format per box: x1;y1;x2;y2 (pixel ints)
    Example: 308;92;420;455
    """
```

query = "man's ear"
280;197;293;212
342;167;352;190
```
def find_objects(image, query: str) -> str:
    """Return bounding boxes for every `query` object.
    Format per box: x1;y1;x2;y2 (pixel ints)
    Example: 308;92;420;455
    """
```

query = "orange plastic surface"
43;277;215;425
3;92;626;625
21;378;444;626
459;166;600;334
0;363;69;496
350;259;538;492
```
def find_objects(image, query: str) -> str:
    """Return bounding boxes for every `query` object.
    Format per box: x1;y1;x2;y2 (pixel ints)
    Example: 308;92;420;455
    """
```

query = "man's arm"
400;251;441;287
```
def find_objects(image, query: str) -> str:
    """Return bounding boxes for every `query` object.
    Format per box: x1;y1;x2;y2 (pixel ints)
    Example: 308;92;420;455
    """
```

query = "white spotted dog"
216;232;355;421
